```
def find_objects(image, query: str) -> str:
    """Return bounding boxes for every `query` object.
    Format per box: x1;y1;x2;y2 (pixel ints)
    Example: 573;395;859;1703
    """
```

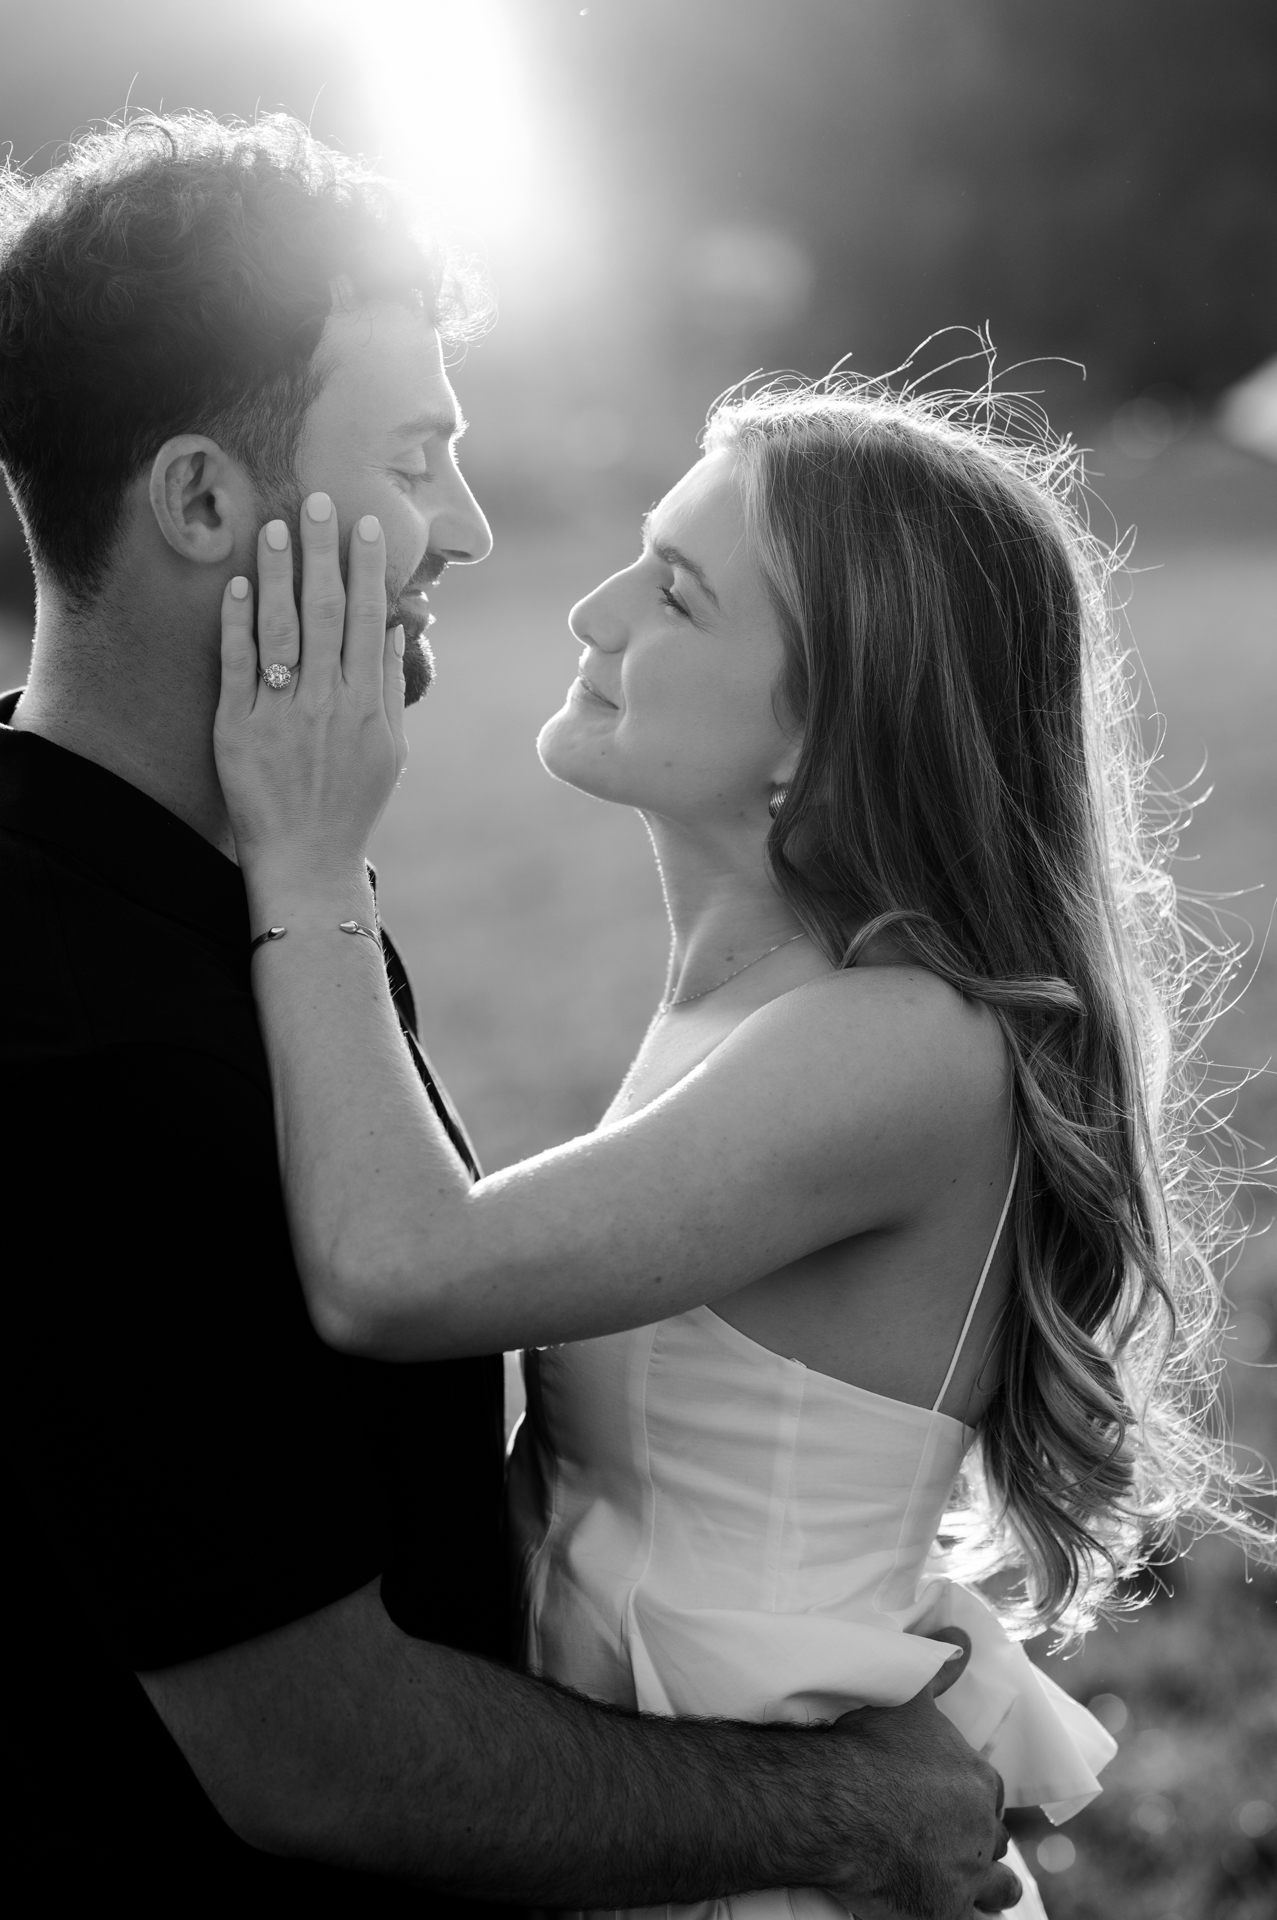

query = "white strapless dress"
508;1292;1116;1920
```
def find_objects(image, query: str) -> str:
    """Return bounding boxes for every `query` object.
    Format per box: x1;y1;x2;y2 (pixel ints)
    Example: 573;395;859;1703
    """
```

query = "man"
0;115;1020;1916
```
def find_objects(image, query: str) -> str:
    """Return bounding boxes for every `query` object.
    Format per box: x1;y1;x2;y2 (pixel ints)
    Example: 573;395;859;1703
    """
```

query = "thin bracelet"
248;920;380;954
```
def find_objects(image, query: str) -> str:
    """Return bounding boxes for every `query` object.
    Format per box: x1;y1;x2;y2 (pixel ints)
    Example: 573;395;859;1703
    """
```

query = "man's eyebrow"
641;512;721;610
390;407;468;443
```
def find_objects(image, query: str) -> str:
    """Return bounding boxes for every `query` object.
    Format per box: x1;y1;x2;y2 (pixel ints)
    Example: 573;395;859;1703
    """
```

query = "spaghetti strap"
931;1145;1021;1415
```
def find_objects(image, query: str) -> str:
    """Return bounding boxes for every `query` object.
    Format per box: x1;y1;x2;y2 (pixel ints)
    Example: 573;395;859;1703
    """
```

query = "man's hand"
823;1631;1021;1920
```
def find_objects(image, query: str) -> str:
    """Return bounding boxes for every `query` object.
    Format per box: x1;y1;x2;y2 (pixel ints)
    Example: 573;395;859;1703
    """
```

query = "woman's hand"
213;491;408;891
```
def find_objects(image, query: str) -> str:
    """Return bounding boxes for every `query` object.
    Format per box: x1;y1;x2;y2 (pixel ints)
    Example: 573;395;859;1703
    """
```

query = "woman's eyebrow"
640;512;721;610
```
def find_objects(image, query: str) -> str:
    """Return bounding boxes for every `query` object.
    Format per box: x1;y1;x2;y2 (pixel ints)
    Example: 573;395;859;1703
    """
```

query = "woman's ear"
772;732;803;789
148;436;252;564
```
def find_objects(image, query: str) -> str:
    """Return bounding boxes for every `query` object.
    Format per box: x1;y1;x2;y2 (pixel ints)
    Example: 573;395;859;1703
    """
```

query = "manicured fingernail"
264;520;288;552
357;514;381;543
306;492;333;523
393;624;405;657
229;576;250;601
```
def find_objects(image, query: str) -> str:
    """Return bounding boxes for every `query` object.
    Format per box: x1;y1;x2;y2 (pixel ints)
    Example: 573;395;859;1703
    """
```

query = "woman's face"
537;449;799;825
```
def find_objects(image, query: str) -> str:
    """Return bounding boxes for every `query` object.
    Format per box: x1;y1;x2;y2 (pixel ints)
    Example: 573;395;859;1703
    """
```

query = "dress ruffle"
625;1576;1115;1825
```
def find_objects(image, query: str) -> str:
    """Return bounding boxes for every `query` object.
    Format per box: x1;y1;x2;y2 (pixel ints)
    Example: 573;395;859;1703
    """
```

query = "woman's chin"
536;709;625;803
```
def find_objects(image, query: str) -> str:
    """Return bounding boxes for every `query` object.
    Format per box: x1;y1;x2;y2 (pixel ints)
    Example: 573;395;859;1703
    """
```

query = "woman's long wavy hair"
704;369;1271;1637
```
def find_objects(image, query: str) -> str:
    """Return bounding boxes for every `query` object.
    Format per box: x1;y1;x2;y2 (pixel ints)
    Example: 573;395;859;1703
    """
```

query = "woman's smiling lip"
574;673;619;710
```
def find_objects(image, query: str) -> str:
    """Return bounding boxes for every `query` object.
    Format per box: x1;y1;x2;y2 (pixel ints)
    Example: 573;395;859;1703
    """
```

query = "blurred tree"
889;0;1277;398
527;0;1277;401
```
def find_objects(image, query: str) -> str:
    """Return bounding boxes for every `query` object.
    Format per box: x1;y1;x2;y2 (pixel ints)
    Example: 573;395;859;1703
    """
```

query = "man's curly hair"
0;113;485;604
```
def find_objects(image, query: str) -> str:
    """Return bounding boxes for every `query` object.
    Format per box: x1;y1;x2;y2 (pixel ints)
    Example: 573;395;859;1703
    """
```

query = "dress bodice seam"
619;1323;663;1665
761;1361;806;1612
871;1417;952;1619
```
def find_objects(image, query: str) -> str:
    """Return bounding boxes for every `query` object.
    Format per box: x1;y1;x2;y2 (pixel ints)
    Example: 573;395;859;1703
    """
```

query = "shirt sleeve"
3;1044;392;1669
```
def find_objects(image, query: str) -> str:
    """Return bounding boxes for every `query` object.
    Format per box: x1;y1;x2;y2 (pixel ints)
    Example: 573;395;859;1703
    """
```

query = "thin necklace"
660;932;808;1013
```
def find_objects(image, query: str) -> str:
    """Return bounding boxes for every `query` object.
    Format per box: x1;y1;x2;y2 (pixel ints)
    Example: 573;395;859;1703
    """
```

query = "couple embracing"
2;113;1243;1917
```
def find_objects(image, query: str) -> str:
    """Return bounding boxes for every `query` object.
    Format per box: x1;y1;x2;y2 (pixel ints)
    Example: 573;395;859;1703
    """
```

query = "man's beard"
399;630;435;706
385;556;447;706
384;583;433;706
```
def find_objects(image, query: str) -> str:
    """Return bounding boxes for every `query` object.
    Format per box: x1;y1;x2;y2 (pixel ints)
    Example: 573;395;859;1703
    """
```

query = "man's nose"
431;473;493;565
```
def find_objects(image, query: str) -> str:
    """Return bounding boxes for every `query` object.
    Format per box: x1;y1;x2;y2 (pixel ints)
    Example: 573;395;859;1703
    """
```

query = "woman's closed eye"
659;583;691;617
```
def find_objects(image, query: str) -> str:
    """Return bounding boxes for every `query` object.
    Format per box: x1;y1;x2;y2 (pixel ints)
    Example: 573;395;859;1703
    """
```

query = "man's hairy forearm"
142;1582;870;1906
389;1645;858;1905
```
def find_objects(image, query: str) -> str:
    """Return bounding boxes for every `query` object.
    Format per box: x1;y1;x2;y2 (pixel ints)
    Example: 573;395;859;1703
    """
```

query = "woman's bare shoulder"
742;959;1005;1060
718;962;1011;1169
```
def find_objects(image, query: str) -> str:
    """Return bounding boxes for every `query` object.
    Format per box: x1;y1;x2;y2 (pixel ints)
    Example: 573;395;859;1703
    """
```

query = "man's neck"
11;583;238;861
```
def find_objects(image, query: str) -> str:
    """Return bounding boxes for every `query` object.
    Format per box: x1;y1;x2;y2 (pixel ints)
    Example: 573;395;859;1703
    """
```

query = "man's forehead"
315;303;455;438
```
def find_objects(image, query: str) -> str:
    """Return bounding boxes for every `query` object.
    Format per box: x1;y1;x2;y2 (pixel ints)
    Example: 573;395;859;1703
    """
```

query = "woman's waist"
529;1565;1117;1825
512;1455;956;1613
531;1525;929;1618
522;1530;939;1726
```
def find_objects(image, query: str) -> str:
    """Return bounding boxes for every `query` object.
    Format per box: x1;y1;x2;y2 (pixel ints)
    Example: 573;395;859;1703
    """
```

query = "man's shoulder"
0;819;264;1084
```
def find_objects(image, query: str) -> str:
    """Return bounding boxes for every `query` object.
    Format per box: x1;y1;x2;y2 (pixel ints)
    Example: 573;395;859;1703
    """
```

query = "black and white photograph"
2;4;1274;1917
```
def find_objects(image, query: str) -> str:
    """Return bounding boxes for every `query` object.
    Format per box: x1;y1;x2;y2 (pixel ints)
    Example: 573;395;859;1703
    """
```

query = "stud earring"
768;786;788;820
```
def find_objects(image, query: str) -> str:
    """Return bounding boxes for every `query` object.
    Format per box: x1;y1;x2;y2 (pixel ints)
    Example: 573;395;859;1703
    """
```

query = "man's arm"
142;1588;1021;1920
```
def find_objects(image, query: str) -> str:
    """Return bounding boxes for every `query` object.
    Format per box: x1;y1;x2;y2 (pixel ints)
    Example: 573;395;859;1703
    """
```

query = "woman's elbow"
305;1289;386;1358
300;1253;455;1361
295;1249;398;1356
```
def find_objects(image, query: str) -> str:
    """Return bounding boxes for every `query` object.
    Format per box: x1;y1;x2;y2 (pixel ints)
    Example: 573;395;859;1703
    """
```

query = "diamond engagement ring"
260;663;293;689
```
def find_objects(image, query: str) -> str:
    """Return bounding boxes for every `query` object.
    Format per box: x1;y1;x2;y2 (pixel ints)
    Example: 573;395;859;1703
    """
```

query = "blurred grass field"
0;426;1272;1919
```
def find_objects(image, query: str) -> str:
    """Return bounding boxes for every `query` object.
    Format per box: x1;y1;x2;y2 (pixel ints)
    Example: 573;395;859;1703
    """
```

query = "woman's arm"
215;500;1004;1362
246;898;993;1360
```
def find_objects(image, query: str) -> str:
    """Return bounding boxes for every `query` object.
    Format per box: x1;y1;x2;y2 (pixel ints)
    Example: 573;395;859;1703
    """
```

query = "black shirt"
0;697;509;1910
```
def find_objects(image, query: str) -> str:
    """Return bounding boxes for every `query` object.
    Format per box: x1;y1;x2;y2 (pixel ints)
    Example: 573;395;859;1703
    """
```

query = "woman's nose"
569;574;627;651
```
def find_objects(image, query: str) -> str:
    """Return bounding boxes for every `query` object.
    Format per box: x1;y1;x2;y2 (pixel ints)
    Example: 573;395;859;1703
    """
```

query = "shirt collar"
0;687;250;953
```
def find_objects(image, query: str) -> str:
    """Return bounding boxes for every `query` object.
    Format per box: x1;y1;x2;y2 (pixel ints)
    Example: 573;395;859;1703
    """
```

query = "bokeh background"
2;4;1274;1914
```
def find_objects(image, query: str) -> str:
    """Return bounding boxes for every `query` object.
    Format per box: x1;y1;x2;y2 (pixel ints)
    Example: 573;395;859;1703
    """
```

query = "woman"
214;377;1259;1919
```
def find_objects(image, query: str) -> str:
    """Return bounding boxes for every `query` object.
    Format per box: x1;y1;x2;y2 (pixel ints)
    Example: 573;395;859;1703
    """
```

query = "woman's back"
513;1305;983;1716
509;1217;1114;1826
600;961;1017;1423
509;981;1117;1868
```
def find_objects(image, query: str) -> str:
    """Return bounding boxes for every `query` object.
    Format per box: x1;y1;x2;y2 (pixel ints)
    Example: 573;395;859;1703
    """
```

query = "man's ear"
148;436;253;565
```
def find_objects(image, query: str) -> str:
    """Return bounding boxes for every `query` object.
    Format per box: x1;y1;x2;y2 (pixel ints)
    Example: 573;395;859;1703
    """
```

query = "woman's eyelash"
659;584;689;615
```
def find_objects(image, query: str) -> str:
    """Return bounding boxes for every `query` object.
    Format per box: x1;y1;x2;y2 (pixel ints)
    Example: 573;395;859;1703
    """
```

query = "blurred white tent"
1218;355;1277;462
